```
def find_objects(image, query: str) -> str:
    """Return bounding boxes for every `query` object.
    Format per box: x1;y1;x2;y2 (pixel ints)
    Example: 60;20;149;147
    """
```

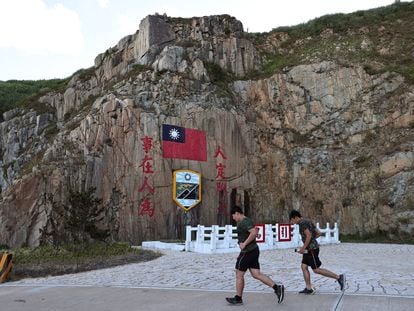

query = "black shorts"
235;246;260;272
302;248;322;269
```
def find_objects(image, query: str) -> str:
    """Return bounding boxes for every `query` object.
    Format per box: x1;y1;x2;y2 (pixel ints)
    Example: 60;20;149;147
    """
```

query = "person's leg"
313;267;339;280
310;248;339;281
249;268;275;287
236;269;246;297
250;268;284;303
301;263;312;289
226;268;245;304
226;252;248;304
312;262;346;291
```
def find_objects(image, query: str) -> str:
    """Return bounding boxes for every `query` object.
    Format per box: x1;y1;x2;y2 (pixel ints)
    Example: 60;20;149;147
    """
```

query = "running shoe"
275;284;284;303
338;274;346;291
225;296;243;305
299;288;315;294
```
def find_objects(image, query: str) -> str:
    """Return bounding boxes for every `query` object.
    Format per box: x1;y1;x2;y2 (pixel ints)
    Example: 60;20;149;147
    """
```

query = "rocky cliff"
1;4;414;247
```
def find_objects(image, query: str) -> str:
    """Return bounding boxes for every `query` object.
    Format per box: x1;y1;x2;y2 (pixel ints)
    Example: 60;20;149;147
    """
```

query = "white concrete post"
196;225;205;248
271;225;276;245
185;225;192;252
264;224;273;247
275;224;279;242
292;224;301;245
325;222;331;243
210;225;218;250
224;225;232;248
333;222;339;242
316;222;321;243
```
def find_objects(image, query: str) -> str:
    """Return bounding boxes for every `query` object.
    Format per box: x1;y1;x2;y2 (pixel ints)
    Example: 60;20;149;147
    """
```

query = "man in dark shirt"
289;210;346;294
225;206;284;305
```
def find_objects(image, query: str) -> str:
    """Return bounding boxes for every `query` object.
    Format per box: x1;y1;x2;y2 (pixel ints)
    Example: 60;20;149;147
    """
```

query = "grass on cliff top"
271;1;413;38
253;1;414;83
0;242;162;281
0;78;69;115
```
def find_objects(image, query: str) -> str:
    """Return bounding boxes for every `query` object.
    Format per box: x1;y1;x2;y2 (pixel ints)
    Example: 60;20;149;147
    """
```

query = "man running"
289;210;346;294
226;206;284;305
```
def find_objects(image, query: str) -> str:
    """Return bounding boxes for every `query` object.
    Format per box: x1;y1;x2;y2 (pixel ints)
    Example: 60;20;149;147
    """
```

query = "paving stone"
8;243;414;297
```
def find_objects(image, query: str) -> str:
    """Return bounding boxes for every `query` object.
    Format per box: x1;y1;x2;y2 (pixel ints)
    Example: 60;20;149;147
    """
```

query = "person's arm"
299;228;312;254
239;228;257;250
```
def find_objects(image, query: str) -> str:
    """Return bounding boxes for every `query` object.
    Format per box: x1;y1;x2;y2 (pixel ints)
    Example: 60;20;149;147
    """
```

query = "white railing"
184;223;340;254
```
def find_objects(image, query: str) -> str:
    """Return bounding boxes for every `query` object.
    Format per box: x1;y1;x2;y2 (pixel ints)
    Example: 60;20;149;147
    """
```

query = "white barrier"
184;222;340;254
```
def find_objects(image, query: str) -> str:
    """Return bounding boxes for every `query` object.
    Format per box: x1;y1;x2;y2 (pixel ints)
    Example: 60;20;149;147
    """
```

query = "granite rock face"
1;14;413;247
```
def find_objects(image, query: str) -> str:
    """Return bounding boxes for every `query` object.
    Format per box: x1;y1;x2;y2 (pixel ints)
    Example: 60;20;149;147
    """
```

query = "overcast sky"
0;0;406;81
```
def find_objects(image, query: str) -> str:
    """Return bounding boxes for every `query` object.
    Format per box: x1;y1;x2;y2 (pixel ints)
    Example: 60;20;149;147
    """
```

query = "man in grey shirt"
289;210;345;294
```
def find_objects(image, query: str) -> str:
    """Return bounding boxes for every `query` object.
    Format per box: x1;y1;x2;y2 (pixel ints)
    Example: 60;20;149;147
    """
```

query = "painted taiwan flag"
162;124;207;161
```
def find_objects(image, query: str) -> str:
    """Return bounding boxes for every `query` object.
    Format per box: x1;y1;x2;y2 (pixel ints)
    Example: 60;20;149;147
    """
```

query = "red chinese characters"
216;163;226;180
139;155;154;174
138;136;155;218
214;146;227;159
214;146;228;216
139;198;154;218
141;137;153;154
138;176;154;193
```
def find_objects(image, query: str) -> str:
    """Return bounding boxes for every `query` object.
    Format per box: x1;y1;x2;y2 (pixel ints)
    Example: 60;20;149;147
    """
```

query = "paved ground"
1;243;413;310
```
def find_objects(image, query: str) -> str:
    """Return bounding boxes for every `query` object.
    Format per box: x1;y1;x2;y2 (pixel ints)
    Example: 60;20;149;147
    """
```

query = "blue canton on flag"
162;124;185;143
162;124;207;161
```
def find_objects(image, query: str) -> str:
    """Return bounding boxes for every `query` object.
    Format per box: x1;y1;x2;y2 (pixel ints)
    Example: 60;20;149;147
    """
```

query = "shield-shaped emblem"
173;170;201;211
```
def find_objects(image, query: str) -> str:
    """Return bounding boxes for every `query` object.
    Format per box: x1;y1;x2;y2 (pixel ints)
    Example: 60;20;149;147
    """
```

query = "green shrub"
124;64;151;80
0;79;68;115
205;61;233;84
44;123;59;141
271;1;412;38
41;188;110;245
261;53;299;76
204;61;235;97
73;67;96;82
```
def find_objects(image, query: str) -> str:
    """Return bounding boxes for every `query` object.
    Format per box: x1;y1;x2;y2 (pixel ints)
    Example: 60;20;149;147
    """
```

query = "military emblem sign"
173;170;202;211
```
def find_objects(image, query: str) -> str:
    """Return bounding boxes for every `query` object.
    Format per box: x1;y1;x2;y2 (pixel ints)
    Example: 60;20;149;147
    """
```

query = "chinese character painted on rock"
216;163;226;179
139;198;155;218
214;146;227;159
138;176;154;193
216;182;228;193
141;136;153;154
139;155;154;174
218;200;228;216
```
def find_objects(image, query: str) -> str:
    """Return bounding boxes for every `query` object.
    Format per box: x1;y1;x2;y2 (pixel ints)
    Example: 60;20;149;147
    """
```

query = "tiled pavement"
6;243;414;297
